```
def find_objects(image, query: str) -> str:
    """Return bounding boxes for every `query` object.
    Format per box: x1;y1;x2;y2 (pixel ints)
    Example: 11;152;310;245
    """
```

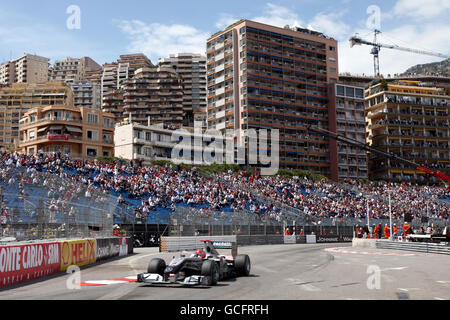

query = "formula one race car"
137;240;251;286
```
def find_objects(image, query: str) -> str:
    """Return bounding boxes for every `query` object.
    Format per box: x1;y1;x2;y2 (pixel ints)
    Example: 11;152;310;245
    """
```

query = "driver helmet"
196;248;206;259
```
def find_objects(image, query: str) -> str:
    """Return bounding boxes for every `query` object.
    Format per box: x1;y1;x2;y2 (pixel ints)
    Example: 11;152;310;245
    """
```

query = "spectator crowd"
0;151;448;227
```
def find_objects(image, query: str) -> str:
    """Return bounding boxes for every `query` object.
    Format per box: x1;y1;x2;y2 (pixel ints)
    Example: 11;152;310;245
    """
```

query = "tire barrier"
376;240;450;255
0;237;133;288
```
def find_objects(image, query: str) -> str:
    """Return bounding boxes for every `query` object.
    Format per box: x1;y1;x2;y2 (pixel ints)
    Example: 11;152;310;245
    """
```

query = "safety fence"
0;236;133;288
168;205;447;238
376;240;450;255
0;166;118;241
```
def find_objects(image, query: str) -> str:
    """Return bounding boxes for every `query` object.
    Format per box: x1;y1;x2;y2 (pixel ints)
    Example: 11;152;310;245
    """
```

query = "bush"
96;156;121;164
151;160;174;167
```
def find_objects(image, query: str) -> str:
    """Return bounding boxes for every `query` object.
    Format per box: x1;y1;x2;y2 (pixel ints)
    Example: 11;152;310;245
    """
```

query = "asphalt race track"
1;243;449;300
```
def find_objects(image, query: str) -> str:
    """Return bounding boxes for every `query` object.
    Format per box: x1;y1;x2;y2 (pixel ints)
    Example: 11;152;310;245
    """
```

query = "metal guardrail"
161;236;237;252
376;240;450;255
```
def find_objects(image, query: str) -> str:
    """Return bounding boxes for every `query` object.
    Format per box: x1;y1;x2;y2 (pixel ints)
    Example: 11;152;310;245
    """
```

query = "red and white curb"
77;276;137;287
325;247;419;257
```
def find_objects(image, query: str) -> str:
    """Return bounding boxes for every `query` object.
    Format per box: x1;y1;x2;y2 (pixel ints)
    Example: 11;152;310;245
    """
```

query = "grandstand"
0;152;448;241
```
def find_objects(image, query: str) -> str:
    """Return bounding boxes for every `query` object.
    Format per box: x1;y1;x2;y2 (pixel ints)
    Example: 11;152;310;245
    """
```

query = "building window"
355;88;364;99
103;151;110;157
87;114;99;124
330;67;337;74
345;87;355;98
29;130;35;140
103;133;111;143
87;148;98;157
87;130;98;141
104;118;112;127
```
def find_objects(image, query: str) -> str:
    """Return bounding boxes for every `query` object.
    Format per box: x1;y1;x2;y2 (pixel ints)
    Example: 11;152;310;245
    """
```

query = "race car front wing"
137;273;211;286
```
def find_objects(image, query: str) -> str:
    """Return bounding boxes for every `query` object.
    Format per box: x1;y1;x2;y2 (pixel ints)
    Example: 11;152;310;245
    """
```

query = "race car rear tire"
147;258;166;275
235;254;251;277
201;260;219;286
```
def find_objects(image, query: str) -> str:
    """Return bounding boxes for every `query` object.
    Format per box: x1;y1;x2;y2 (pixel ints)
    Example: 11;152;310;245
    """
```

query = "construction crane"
307;126;450;188
349;29;450;77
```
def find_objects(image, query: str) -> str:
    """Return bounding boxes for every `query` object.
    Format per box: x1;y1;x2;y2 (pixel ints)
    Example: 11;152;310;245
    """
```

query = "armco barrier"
59;239;97;271
0;242;61;287
0;237;133;288
96;238;121;261
315;235;353;243
161;236;237;252
237;235;284;246
160;233;353;251
376;240;450;255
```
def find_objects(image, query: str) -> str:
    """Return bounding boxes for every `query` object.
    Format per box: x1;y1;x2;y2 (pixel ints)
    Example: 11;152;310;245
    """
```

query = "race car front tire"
235;254;251;277
147;258;166;275
201;260;220;286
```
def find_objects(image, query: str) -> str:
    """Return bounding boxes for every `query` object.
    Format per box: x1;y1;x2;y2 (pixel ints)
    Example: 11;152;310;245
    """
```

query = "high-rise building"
101;63;118;100
50;56;101;84
159;53;207;127
101;54;153;101
122;66;184;127
328;83;368;180
102;90;124;121
13;54;50;84
70;80;102;110
0;62;15;85
207;20;339;178
0;82;73;148
0;54;50;85
366;80;450;182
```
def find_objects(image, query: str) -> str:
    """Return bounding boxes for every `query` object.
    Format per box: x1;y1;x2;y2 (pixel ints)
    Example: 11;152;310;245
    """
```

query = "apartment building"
102;90;124;122
19;105;115;159
0;82;73;148
207;20;339;179
366;80;450;182
101;63;119;101
0;62;15;85
115;121;231;165
101;54;153;101
328;83;368;180
13;54;50;84
122;66;184;128
0;54;50;85
159;53;207;127
118;54;153;71
50;56;101;84
70;80;102;110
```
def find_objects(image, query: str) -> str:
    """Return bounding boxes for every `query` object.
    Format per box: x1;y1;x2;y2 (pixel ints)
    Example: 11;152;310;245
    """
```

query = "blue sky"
0;0;449;76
